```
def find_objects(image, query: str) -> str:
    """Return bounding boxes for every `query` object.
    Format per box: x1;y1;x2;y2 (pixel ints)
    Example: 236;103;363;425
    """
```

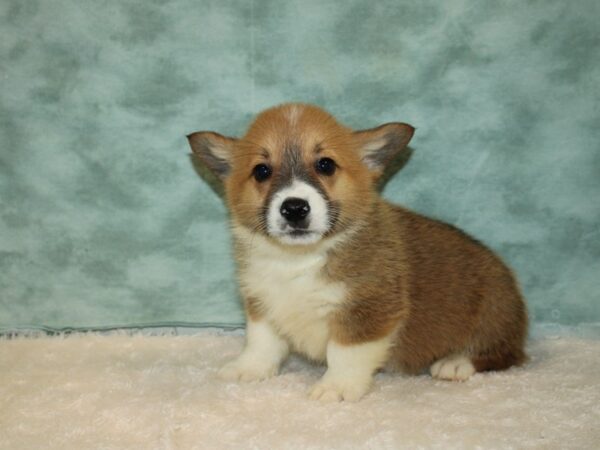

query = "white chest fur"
234;229;347;361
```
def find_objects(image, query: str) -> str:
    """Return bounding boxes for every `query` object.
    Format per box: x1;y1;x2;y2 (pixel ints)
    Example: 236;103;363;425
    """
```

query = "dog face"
188;104;414;246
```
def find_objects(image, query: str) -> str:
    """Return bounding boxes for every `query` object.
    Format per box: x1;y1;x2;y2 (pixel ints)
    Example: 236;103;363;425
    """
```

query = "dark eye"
315;157;336;176
253;163;272;182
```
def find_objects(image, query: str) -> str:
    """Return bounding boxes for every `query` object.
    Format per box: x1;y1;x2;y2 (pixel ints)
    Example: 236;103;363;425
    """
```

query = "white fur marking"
309;338;392;402
266;179;329;245
218;320;289;382
233;226;347;361
286;104;303;126
430;355;475;381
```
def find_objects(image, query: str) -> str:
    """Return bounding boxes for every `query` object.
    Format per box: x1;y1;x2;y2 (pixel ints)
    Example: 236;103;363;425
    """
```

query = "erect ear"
354;123;415;174
186;131;237;179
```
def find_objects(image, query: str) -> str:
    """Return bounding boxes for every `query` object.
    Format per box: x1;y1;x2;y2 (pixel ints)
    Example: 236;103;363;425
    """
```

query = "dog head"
188;103;414;246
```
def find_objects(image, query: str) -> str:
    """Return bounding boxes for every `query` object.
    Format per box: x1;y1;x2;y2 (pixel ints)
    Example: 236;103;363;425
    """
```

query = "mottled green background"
1;0;599;331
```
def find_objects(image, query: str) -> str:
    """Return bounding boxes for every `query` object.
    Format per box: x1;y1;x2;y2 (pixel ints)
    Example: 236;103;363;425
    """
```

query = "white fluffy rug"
1;329;599;449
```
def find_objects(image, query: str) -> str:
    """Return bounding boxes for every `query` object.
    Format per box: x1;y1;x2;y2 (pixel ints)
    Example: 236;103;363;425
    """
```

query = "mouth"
270;228;323;246
289;229;309;236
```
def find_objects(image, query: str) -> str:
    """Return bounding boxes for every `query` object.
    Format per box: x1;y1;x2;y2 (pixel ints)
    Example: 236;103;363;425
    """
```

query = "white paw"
308;377;371;402
430;355;475;381
218;358;278;382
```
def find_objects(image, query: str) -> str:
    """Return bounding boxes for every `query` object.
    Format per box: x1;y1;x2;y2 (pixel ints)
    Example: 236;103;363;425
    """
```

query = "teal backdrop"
1;0;599;331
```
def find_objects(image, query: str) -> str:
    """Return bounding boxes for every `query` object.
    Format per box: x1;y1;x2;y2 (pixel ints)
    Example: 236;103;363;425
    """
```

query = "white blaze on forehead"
267;179;329;245
285;104;303;126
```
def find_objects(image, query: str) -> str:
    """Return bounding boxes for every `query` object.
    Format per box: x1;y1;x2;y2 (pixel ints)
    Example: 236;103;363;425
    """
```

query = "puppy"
187;103;528;402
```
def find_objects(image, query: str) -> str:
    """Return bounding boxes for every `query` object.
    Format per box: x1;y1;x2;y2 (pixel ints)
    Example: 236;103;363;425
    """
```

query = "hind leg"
430;354;475;381
471;346;527;372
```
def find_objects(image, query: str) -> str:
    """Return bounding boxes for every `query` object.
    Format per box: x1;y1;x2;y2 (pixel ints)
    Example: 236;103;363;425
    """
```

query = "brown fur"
188;103;528;376
244;295;265;321
327;202;527;374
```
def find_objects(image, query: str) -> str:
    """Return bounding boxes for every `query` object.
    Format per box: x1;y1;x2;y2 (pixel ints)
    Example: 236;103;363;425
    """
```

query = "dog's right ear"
187;131;237;179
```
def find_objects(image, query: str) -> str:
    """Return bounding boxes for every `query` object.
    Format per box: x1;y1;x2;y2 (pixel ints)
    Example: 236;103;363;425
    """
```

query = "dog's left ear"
187;131;238;180
354;123;415;174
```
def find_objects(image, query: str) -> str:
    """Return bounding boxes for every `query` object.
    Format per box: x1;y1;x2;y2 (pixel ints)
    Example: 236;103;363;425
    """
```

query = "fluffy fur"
187;103;528;401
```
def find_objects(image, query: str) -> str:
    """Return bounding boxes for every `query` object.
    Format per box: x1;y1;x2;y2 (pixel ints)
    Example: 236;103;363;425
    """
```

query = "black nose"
280;198;310;223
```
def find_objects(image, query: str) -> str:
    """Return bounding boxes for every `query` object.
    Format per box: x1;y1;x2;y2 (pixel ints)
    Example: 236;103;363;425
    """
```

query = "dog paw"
309;377;370;402
430;355;475;381
218;358;278;382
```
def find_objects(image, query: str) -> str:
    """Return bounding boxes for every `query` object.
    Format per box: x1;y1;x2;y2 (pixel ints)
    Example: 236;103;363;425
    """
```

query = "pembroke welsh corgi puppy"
187;103;528;402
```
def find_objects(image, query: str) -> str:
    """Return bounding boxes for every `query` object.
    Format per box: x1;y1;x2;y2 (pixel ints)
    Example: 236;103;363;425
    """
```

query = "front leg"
309;336;392;402
310;293;406;402
218;319;289;382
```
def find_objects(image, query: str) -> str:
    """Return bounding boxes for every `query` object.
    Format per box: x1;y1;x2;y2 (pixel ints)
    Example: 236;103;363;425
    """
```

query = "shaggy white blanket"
1;330;599;449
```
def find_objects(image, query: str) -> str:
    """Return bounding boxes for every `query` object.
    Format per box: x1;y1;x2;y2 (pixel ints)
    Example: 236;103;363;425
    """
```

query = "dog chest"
239;242;347;361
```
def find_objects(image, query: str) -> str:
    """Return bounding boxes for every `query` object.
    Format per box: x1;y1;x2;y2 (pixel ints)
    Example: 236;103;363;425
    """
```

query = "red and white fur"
187;103;528;402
